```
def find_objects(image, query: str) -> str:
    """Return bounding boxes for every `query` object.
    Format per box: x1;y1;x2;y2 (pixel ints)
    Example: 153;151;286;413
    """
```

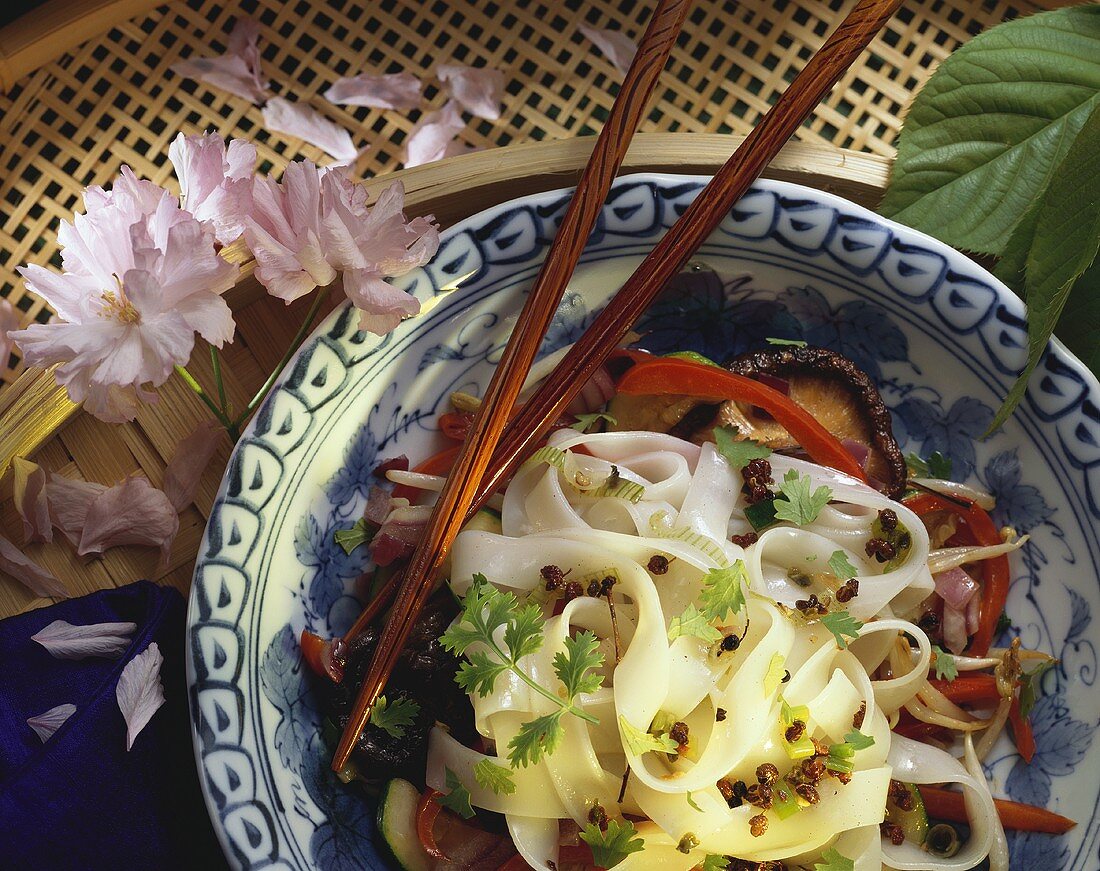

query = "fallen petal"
31;618;137;660
436;63;505;120
262;98;361;163
323;71;422;109
1;297;20;367
27;703;77;743
13;456;52;544
578;24;637;75
0;534;68;599
403;101;466;168
46;474;108;548
163;419;224;511
116;642;166;751
77;475;180;566
171;17;270;104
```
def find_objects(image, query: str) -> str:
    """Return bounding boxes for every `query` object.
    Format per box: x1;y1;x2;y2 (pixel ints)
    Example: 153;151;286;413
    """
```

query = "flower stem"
232;287;330;430
175;364;239;438
210;345;231;417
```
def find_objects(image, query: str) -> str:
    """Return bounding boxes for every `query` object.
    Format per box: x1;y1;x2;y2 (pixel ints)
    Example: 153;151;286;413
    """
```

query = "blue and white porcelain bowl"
186;173;1100;870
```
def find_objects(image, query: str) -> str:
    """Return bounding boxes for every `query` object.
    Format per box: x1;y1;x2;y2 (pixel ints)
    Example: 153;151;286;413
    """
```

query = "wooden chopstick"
470;0;905;514
332;0;694;772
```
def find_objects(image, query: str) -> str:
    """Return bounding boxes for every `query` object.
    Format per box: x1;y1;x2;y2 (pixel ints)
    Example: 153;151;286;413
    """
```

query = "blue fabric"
0;580;227;870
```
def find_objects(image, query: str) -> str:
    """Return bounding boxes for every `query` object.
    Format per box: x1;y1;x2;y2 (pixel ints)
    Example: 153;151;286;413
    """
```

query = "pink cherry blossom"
46;474;108;548
13;457;52;544
9;167;238;423
403;101;466;168
78;474;179;566
168;132;256;245
1;297;20;366
171;17;270;104
579;24;637;75
163;418;223;511
437;64;505;121
244;162;439;334
262;98;362;164
323;72;422;110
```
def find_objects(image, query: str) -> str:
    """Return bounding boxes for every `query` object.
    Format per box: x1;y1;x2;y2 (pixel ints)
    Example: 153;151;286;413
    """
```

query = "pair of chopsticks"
333;0;903;772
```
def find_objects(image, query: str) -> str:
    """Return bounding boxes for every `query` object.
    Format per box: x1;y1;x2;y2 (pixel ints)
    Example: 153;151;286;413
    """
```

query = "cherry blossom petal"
262;98;361;164
443;140;480;159
31;619;136;659
1;297;21;364
578;24;637;75
77;475;179;566
27;703;77;743
343;268;421;335
164;419;223;511
116;642;166;751
171;17;270;104
323;72;422;109
46;474;108;547
403;101;466;168
168;132;256;244
437;63;505;120
0;534;68;599
13;456;52;544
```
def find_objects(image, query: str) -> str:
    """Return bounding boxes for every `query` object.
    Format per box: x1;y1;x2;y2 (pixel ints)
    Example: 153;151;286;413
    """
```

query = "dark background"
2;1;44;28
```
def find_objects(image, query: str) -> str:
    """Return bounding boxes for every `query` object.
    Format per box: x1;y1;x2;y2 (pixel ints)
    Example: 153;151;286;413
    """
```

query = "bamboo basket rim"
0;132;893;491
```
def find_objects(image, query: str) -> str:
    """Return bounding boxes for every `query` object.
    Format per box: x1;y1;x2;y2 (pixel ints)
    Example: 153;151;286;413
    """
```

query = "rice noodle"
927;536;1028;574
910;478;996;509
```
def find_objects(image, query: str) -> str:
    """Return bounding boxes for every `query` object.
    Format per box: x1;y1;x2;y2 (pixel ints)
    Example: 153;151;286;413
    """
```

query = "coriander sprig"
441;574;604;769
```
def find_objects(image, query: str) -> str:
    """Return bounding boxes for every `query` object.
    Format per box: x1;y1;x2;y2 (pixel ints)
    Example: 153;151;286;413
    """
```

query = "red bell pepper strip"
904;492;1010;657
299;630;344;682
917;785;1075;834
1010;696;1036;763
615;357;869;482
439;410;474;441
930;674;1036;761
416;789;449;860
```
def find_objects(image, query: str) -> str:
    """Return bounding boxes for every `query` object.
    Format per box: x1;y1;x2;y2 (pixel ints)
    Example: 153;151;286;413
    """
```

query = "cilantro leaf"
1019;660;1056;717
508;711;565;768
580;818;645;868
765;336;808;347
473;759;516;795
619;715;679;756
814;846;855;871
699;561;748;623
763;652;786;696
906;451;953;480
454;650;511;697
773;469;832;526
996;611;1013;636
713;425;772;470
571;412;618;433
701;855;730;871
828;550;859;580
932;645;959;682
668;603;723;644
334;517;373;555
821;610;863;650
553;631;605;698
368;694;420;739
843;729;875;751
504;603;546;662
436;768;475;819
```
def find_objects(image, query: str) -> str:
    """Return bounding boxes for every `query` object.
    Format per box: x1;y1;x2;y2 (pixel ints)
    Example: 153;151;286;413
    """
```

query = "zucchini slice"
376;778;431;871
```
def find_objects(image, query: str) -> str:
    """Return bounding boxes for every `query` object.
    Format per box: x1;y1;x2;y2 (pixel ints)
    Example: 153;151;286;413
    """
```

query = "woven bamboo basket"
0;0;1066;618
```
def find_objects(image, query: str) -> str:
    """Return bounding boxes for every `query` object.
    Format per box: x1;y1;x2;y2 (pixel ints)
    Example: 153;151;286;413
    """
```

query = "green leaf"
698;561;748;623
932;645;959;682
1019;660;1056;718
619;714;679;756
668;603;723;644
713;425;772;470
765;337;808;347
507;711;565;768
701;855;730;871
473;759;517;795
1046;259;1100;375
454;650;511;697
580;819;645;868
334;517;373;555
571;412;618;433
828;550;859;580
843;729;875;751
436;768;475;819
368;694;420;738
820;611;863;650
774;469;832;526
814;846;855;871
503;602;545;662
905;451;953;480
987;100;1100;432
666;350;720;367
880;6;1100;256
553;631;606;699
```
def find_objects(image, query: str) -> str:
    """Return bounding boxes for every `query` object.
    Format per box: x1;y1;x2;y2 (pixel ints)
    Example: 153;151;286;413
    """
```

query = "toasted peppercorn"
541;565;565;589
731;531;759;548
745;783;773;809
669;721;690;747
888;779;916;812
881;821;906;846
811;738;831;756
586;580;602;597
717;778;747;808
781;669;791;683
865;537;897;562
833;771;853;785
853;701;867;730
716;707;727;722
800;756;826;783
878;508;899;531
563;581;583;602
794;593;828;616
588;802;609;831
749;813;768;837
720;633;741;652
785;720;806;743
795;783;820;805
918;610;940;633
600;575;616;596
676;833;699;854
835;578;860;603
742;458;774;505
647;555;669;575
756;763;780;786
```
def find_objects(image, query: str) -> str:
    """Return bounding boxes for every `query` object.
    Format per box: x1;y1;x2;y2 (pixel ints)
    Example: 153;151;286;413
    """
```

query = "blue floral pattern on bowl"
187;174;1100;870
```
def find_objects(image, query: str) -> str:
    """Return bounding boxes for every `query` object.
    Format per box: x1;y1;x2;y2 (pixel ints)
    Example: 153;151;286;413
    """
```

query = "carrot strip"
917;785;1075;834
